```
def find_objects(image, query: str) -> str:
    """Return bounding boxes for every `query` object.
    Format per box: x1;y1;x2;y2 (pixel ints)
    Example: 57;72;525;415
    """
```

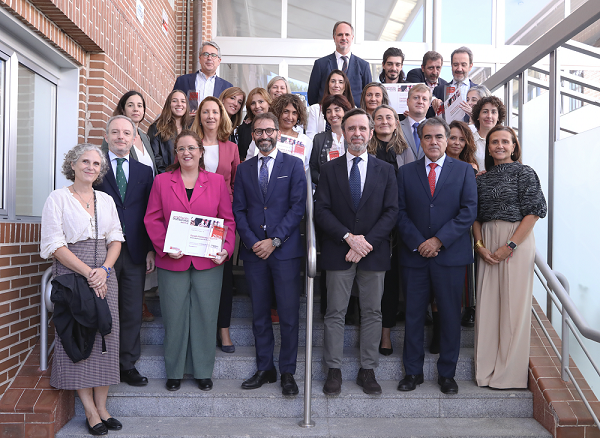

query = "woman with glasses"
145;130;236;392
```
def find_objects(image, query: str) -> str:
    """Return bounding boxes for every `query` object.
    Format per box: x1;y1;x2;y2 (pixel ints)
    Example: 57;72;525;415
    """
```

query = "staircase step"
57;416;551;437
141;317;474;348
74;379;533;419
135;345;475;381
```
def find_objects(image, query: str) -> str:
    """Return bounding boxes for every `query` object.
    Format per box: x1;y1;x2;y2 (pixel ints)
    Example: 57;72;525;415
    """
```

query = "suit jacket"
396;156;477;268
307;53;372;106
144;168;236;271
147;122;174;174
405;68;448;118
314;155;398;271
101;128;158;175
309;131;348;186
173;71;233;100
95;154;154;265
400;118;426;163
214;140;241;202
232;152;306;262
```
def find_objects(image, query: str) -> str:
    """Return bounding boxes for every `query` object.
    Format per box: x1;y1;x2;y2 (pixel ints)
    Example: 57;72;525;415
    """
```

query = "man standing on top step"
315;108;398;396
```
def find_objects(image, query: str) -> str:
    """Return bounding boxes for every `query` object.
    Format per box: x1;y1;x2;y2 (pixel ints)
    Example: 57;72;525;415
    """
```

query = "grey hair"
61;143;109;185
417;117;450;140
468;85;492;100
341;107;374;132
451;46;474;65
106;115;137;137
201;41;221;58
267;76;291;94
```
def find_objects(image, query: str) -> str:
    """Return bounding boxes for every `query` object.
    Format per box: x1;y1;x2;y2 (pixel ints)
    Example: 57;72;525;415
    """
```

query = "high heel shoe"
86;419;108;436
216;330;235;353
378;341;393;356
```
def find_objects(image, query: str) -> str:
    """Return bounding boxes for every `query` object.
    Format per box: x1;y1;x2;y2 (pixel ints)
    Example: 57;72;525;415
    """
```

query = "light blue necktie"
349;157;361;210
413;122;421;155
259;156;271;199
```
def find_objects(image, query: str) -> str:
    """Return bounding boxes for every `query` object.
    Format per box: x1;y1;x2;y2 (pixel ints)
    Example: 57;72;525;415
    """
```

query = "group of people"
40;20;547;436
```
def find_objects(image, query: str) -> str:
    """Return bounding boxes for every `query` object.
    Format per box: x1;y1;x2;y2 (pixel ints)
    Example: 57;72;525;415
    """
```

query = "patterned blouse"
476;162;547;223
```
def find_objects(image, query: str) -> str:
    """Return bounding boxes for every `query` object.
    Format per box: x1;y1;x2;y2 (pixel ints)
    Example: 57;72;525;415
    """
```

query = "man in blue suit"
307;21;372;106
95;115;155;387
315;108;398;396
232;113;307;396
172;41;233;111
396;117;477;395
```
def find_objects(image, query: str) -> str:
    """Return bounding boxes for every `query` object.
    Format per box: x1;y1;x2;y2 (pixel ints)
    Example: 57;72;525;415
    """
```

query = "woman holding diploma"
144;130;236;392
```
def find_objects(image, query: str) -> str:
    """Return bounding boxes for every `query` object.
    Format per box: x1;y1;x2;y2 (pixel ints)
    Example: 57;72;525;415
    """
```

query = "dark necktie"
349;156;361;210
413;122;421;154
341;56;348;74
259;156;271;199
116;158;127;202
428;163;438;196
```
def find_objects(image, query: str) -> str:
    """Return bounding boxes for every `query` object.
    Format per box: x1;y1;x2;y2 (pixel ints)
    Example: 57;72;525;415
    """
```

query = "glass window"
505;0;553;43
441;0;492;45
287;65;311;104
287;0;351;39
16;64;56;217
366;1;423;42
219;63;279;93
217;0;281;38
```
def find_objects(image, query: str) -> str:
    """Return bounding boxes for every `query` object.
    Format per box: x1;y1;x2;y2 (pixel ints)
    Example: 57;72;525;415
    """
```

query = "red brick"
17;366;41;377
25;412;54;422
15;389;42;412
11;255;30;265
10;319;29;333
553;401;578;426
21;327;39;340
24;422;54;438
20;285;38;297
10;297;30;311
0;412;25;423
0;280;11;291
11;276;30;288
0;257;10;267
21;265;39;275
10;376;39;389
0;388;24;410
21;307;39;319
20;245;39;253
35;378;52;390
34;390;59;413
0;424;25;438
10;339;30;356
0;333;20;349
585;426;600;438
1;290;20;301
556;426;585;438
0;246;20;255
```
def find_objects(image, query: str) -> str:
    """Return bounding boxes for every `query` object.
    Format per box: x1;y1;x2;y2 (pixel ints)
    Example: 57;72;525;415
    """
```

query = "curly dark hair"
449;120;478;170
271;93;308;128
62;144;108;185
471;95;506;131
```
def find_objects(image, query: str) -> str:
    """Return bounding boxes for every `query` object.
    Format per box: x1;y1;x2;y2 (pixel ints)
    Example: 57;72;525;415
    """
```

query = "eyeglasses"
201;52;219;59
253;128;278;137
176;146;200;153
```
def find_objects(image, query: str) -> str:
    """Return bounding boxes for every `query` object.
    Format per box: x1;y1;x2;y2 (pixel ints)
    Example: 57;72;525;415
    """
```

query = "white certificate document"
163;211;226;258
442;85;466;123
382;83;421;115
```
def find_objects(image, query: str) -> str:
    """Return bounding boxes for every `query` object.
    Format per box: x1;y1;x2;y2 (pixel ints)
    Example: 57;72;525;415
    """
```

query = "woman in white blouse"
41;144;124;435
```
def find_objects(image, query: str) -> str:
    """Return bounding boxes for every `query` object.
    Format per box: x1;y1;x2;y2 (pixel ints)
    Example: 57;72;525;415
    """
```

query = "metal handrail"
40;266;54;371
533;249;600;430
299;169;316;428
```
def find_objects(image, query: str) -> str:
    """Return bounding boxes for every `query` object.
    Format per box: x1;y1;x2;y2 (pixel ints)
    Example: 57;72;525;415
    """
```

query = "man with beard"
232;112;307;397
379;47;405;83
315;108;398;396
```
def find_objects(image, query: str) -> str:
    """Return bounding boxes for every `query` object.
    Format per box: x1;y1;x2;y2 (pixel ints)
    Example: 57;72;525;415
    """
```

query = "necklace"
72;187;94;209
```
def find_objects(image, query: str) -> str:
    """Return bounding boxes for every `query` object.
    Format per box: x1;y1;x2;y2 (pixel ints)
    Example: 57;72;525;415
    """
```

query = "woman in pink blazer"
191;96;240;353
144;130;235;392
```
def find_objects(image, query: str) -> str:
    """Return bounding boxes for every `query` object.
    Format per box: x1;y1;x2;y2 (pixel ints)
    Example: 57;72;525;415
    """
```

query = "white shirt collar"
108;150;130;162
425;153;447;168
259;147;278;161
198;71;217;81
335;51;352;62
346;149;368;165
407;116;426;127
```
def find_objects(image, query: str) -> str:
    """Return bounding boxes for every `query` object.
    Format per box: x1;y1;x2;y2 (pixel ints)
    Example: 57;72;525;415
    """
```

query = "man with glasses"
232;113;307;397
172;41;233;106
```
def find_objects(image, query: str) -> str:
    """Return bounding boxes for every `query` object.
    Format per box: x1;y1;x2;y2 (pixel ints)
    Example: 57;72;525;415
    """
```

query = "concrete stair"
57;287;551;438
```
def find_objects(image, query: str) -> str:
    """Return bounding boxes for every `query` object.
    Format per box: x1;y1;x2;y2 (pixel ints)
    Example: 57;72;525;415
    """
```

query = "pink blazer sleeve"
216;140;240;202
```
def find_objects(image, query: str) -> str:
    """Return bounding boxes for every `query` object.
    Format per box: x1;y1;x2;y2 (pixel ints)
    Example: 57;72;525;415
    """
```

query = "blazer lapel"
328;53;338;72
104;154;122;206
401;120;418;160
189;170;208;205
123;159;138;204
247;155;262;201
264;152;283;203
170;169;190;211
432;156;453;201
415;157;433;200
357;157;379;211
215;141;226;176
334;156;355;211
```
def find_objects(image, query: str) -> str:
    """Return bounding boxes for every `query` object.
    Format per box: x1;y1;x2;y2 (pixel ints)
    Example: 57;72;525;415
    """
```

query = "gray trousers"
324;265;385;370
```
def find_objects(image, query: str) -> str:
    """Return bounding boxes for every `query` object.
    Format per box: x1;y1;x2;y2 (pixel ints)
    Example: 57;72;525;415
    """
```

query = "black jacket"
51;273;112;363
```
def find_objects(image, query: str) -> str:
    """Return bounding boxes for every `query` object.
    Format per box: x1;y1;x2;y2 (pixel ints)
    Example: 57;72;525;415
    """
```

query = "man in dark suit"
399;84;431;162
172;41;233;110
315;108;398;396
95;115;155;387
396;117;477;395
406;51;447;118
307;21;372;106
232;113;307;397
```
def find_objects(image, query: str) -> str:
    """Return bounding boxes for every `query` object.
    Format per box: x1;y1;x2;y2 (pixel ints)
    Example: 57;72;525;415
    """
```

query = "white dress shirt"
257;148;278;181
346;150;368;194
335;51;352;71
195;71;216;103
424;153;446;184
470;125;486;171
203;144;220;173
450;79;470;104
109;151;130;182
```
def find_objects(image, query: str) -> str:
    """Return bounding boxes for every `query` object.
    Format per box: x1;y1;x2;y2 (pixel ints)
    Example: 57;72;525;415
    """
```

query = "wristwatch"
506;240;517;250
271;237;282;248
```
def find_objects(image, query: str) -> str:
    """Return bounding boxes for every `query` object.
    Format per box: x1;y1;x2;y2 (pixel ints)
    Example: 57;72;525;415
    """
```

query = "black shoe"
461;306;475;328
166;379;181;391
378;341;393;356
438;376;459;394
429;312;440;354
86;419;108;436
120;368;148;386
101;417;122;431
397;374;424;391
356;368;382;395
281;373;299;396
323;368;342;396
197;378;213;391
241;369;277;389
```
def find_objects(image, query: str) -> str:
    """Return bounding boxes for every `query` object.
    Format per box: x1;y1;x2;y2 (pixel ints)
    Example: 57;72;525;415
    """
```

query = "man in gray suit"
400;84;432;163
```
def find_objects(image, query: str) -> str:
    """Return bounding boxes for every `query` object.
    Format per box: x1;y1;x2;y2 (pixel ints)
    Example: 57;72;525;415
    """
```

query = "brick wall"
0;224;52;396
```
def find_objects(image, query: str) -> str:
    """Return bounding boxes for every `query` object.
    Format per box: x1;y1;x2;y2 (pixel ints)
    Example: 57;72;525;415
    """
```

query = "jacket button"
430;204;434;208
264;207;267;210
356;219;359;222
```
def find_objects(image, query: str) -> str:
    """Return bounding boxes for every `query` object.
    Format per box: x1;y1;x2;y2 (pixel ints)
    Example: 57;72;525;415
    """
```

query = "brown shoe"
142;303;155;322
356;368;382;395
323;368;342;395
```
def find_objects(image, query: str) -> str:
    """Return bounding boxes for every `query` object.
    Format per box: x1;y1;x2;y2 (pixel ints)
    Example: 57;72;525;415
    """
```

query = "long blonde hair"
190;96;233;142
367;105;408;155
